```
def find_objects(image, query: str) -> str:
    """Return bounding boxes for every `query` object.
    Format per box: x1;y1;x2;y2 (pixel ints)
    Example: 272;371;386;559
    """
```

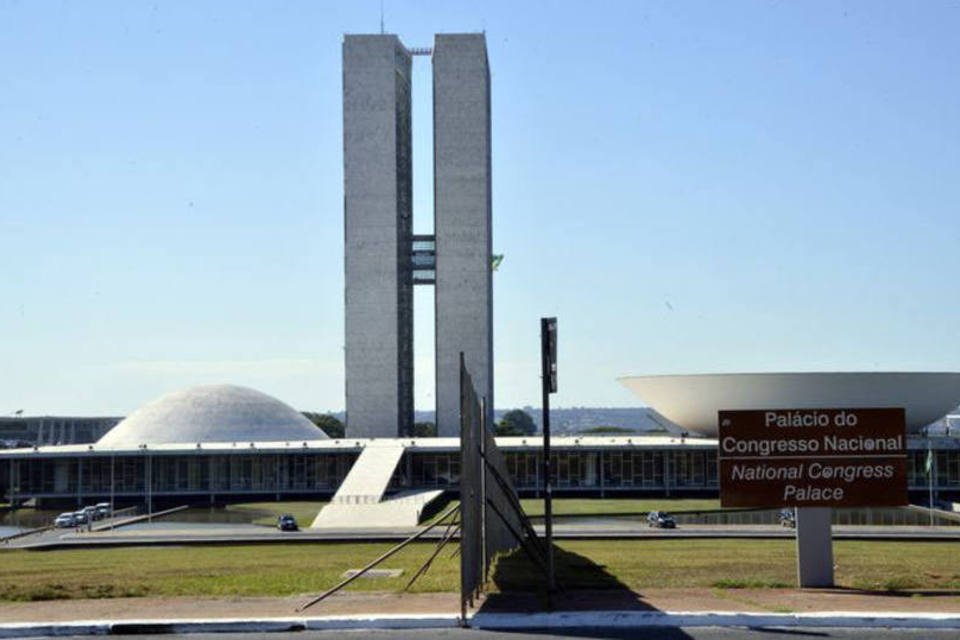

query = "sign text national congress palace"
718;408;908;508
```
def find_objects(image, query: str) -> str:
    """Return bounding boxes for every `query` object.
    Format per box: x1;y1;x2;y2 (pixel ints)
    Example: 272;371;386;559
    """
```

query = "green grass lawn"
225;501;328;527
1;539;958;601
0;542;456;601
495;539;960;592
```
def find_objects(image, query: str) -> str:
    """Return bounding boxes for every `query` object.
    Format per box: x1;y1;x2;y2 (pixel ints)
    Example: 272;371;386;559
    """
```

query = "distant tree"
496;409;537;436
494;422;525;436
303;413;345;439
408;422;437;438
582;426;636;434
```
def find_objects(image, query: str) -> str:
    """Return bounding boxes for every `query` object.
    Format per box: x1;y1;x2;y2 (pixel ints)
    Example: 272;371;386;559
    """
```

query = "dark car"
778;508;796;528
646;511;676;528
277;514;299;531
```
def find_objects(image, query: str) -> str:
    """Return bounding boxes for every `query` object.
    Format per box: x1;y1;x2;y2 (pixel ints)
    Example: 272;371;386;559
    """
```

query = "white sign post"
795;506;834;588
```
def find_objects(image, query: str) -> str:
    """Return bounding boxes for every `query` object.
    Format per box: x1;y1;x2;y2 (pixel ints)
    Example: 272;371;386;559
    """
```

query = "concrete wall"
343;35;413;438
433;34;493;436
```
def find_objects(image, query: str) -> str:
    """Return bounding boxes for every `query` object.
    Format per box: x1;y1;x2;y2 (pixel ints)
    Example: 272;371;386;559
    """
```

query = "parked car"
54;512;76;528
778;508;796;528
72;510;89;525
277;514;299;531
82;505;100;521
95;503;111;519
646;511;676;528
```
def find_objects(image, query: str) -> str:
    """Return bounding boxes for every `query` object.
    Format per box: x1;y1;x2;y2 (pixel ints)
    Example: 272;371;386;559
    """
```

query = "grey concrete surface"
8;522;960;550
433;33;493;437
343;34;414;438
341;33;494;439
36;630;960;639
797;506;835;588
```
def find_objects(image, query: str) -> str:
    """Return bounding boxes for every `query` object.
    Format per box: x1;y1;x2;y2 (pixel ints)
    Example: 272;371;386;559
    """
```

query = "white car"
53;513;76;528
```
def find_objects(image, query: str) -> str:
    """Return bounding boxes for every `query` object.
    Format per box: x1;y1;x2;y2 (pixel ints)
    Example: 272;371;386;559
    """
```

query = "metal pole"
540;318;555;595
110;454;115;530
479;397;487;585
297;502;459;612
147;454;152;521
77;456;83;508
9;459;15;510
599;450;605;498
928;431;934;526
405;515;461;591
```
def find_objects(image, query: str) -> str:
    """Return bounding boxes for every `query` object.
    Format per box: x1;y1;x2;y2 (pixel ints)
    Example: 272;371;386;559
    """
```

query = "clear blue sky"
2;1;959;416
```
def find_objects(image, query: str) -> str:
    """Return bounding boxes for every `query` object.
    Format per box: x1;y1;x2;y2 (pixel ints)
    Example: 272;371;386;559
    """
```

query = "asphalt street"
42;630;960;639
10;523;960;549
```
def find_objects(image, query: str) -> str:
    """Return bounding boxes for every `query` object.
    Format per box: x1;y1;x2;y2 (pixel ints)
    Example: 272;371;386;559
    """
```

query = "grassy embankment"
224;502;328;527
1;540;958;601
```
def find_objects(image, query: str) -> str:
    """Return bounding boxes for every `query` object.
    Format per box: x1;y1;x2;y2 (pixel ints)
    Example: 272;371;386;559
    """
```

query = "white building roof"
95;384;327;448
619;372;960;437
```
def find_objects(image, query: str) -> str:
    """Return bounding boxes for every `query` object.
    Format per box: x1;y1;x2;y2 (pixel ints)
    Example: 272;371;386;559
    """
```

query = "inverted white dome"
97;384;326;447
619;372;960;437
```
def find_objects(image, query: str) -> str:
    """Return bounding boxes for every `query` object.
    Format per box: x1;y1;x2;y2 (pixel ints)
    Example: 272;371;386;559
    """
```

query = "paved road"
8;523;960;549
44;629;960;639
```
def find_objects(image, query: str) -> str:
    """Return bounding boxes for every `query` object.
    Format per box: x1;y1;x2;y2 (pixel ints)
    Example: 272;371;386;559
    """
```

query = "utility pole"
540;317;557;597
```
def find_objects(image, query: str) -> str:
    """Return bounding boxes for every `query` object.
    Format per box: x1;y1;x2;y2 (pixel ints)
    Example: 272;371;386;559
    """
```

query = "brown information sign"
718;408;908;508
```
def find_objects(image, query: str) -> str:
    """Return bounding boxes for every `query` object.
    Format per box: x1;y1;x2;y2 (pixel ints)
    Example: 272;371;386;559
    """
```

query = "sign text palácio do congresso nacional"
718;408;908;508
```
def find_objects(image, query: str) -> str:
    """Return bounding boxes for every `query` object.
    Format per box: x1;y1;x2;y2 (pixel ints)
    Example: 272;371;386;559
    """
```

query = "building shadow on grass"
476;544;699;639
481;543;650;612
477;545;691;640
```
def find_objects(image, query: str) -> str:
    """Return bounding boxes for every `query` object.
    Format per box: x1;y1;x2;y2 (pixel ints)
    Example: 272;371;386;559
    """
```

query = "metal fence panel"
461;354;543;615
482;422;523;579
459;356;483;613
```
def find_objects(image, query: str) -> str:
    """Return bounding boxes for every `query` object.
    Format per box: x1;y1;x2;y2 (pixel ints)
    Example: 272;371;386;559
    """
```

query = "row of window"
4;449;960;496
400;451;717;489
7;454;356;495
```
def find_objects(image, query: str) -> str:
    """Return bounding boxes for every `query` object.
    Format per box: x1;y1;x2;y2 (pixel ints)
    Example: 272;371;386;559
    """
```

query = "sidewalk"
2;589;960;633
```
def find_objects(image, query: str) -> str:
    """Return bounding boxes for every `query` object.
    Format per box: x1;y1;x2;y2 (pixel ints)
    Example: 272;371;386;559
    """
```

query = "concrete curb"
0;622;109;637
470;610;960;630
0;615;461;637
2;611;960;636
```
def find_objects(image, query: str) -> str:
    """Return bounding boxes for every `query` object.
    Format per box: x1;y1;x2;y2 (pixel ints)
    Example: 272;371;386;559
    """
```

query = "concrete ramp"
311;489;444;529
331;441;405;505
311;441;444;528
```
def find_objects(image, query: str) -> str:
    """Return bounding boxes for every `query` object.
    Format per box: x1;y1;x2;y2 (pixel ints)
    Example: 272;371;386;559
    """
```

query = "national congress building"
344;33;492;438
3;34;960;512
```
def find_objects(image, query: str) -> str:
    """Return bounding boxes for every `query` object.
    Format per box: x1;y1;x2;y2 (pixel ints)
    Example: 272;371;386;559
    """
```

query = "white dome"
97;384;327;447
618;372;960;437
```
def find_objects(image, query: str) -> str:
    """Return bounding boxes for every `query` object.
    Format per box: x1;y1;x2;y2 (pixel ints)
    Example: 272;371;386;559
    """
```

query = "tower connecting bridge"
343;33;493;438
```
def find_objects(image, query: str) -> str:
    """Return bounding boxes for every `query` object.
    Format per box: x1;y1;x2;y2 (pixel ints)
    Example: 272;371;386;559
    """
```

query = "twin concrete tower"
343;33;493;438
